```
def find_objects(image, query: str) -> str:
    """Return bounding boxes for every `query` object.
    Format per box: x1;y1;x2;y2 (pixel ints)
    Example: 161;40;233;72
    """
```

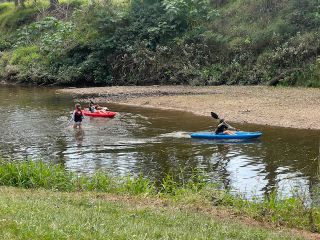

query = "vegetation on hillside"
0;0;319;87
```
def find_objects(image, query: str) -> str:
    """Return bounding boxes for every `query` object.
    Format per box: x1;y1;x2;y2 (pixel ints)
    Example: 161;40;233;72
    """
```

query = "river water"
0;85;319;198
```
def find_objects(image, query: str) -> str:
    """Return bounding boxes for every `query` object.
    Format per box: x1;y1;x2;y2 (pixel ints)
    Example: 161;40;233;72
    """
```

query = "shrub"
1;0;320;86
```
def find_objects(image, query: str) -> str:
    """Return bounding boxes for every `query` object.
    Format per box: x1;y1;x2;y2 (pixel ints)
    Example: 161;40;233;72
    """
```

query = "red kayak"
83;109;117;118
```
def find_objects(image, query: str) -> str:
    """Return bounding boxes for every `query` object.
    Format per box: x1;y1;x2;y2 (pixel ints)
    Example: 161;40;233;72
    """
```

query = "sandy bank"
58;86;320;130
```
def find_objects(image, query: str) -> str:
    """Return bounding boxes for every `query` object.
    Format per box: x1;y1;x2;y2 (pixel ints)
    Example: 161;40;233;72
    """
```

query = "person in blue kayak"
215;119;236;135
72;103;84;129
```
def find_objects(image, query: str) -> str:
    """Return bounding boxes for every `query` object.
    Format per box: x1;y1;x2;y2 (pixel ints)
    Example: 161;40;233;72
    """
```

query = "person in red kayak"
89;100;109;112
215;119;236;135
88;102;96;113
72;103;84;129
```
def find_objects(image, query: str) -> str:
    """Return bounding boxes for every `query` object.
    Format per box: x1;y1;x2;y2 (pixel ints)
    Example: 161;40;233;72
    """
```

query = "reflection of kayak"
83;109;117;118
190;131;262;140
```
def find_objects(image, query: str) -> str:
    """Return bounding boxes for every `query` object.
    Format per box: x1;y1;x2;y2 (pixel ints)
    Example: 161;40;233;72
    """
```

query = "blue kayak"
190;131;262;140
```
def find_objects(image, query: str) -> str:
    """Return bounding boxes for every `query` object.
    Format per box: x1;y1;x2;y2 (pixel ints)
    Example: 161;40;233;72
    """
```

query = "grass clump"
0;160;320;233
0;160;156;194
0;160;74;190
208;189;320;232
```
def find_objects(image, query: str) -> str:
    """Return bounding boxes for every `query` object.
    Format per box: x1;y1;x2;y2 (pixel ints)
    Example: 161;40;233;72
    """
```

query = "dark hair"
219;119;224;123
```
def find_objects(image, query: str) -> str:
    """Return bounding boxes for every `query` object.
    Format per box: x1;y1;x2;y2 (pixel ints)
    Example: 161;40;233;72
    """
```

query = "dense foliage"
0;0;320;86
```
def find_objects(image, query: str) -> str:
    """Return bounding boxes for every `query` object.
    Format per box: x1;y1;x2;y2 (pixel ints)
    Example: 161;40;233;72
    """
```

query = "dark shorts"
74;121;82;125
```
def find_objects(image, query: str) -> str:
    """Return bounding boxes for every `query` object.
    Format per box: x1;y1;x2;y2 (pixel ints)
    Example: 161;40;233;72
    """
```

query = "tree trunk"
88;0;95;6
14;0;26;8
20;0;25;8
50;0;59;9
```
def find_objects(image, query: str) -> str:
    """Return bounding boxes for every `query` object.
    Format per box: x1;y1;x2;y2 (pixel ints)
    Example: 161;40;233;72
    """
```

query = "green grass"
0;160;155;193
0;160;320;234
0;187;306;240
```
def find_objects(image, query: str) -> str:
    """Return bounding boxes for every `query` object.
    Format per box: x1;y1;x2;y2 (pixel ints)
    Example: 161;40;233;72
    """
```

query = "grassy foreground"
0;187;306;240
0;160;319;239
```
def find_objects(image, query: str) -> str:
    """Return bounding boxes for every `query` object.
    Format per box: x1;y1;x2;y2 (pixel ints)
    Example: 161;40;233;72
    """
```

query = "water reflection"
74;129;85;147
54;137;67;165
0;85;319;198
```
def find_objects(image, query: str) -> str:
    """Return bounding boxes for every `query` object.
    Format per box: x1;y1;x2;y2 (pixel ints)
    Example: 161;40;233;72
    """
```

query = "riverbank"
0;187;314;240
58;86;320;130
0;161;319;239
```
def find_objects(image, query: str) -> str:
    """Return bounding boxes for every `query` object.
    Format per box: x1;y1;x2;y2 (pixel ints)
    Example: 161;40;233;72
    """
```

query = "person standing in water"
72;103;84;129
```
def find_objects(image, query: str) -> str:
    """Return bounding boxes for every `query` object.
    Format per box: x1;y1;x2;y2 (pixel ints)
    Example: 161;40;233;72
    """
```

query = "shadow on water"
0;85;320;198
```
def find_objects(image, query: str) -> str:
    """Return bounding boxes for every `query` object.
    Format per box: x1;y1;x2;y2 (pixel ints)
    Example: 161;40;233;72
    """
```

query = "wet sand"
58;86;320;130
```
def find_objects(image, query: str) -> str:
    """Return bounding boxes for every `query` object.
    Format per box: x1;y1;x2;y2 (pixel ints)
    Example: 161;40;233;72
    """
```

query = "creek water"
0;85;319;198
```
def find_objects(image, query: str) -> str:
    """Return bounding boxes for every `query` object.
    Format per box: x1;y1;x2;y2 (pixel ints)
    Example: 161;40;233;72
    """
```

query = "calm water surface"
0;86;319;197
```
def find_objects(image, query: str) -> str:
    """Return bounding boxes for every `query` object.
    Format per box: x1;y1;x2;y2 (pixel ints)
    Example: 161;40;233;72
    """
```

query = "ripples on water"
0;86;319;199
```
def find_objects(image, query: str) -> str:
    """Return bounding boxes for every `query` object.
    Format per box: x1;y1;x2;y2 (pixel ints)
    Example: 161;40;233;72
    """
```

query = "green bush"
0;35;10;51
0;0;320;86
10;45;40;65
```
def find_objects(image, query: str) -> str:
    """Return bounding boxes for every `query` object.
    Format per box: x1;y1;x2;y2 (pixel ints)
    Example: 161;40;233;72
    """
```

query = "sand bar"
58;86;320;130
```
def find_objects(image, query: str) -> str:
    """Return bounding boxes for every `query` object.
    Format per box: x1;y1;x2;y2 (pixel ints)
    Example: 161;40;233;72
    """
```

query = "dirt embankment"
58;85;320;130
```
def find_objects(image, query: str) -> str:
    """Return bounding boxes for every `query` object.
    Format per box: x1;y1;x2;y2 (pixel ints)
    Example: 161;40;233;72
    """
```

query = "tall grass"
0;160;319;232
0;160;157;194
0;160;211;195
0;160;74;190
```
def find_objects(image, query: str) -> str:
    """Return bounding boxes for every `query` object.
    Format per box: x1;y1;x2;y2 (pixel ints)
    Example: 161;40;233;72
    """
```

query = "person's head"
75;103;81;110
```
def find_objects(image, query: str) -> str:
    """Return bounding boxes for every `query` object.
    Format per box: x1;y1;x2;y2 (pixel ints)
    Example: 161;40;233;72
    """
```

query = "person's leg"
74;122;81;129
224;130;235;135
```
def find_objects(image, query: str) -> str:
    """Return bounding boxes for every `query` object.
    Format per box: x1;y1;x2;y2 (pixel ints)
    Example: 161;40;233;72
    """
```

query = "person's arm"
72;111;75;121
215;123;223;134
225;122;236;131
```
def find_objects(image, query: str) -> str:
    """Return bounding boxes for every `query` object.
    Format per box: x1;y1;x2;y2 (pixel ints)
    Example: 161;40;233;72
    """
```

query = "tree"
14;0;26;8
50;0;59;9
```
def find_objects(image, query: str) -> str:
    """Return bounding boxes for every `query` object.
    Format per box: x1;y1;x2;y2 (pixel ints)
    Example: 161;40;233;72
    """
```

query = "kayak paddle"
211;111;239;131
211;112;220;120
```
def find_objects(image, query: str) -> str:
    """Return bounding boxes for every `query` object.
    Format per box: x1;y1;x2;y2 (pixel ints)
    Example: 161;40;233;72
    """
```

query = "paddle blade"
211;112;219;119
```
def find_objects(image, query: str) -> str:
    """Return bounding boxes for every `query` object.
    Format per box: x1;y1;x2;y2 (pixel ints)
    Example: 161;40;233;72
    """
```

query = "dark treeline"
0;0;319;87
